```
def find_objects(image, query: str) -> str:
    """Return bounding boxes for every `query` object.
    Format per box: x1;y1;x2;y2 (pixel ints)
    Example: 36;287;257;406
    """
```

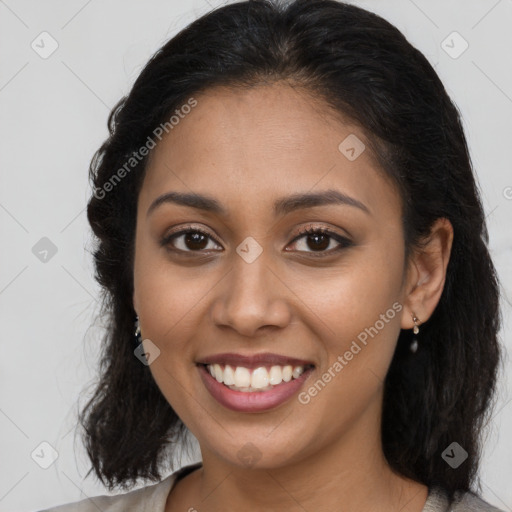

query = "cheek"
294;269;403;444
133;260;207;418
133;233;213;345
137;275;206;340
303;241;405;373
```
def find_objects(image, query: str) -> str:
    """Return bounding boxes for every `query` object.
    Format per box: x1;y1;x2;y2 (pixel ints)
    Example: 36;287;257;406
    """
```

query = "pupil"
185;232;208;250
308;233;329;251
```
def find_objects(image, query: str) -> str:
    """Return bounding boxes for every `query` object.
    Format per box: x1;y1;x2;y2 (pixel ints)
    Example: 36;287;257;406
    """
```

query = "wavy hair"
80;0;503;499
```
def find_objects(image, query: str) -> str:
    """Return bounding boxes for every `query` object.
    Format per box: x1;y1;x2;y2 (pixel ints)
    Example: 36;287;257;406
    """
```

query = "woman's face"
133;83;412;469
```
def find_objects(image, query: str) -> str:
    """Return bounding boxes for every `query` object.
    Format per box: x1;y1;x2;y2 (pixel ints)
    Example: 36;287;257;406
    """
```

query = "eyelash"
160;224;353;258
288;226;353;257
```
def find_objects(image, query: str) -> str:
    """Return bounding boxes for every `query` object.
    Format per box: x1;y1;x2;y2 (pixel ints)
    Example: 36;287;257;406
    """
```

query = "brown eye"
182;232;209;251
303;232;330;251
288;227;353;256
161;228;222;253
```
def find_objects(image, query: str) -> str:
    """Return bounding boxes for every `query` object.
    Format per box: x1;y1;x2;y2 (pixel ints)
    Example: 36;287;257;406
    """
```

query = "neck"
167;393;429;512
197;446;426;511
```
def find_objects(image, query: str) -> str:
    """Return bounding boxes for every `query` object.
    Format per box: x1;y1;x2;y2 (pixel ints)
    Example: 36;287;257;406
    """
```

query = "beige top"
39;463;505;512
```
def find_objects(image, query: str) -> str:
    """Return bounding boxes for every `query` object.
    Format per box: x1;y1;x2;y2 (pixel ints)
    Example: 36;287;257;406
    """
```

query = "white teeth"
205;363;309;391
269;365;282;385
214;364;223;382
292;366;304;379
251;367;269;389
223;364;235;385
233;366;251;388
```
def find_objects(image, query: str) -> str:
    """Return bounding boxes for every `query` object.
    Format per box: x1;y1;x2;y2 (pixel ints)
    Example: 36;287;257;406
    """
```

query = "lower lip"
198;364;314;413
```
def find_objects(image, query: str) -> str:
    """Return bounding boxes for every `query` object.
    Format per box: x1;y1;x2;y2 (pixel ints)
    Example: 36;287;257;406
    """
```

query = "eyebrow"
146;189;371;218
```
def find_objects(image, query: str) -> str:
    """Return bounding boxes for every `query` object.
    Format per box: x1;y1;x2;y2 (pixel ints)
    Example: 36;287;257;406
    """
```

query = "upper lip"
196;352;315;369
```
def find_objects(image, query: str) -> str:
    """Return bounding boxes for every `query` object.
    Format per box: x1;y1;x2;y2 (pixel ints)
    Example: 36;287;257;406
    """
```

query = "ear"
401;217;454;330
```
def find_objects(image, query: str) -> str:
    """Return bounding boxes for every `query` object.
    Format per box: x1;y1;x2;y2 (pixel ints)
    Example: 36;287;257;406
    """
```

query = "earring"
410;314;420;353
134;316;142;345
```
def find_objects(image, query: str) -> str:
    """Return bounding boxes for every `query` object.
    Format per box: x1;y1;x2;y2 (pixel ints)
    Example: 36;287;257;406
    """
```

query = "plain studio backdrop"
0;0;511;511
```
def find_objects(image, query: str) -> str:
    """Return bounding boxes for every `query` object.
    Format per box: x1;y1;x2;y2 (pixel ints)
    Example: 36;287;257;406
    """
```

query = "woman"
40;0;505;510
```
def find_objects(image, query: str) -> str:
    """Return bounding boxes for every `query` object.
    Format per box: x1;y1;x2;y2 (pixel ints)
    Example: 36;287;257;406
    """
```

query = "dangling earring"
134;316;142;345
410;314;420;353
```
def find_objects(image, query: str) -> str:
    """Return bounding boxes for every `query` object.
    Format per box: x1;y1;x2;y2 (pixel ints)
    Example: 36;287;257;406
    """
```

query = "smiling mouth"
201;363;315;392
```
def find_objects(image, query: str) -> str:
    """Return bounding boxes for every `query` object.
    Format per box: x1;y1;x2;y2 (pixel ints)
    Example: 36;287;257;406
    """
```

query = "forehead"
140;83;400;222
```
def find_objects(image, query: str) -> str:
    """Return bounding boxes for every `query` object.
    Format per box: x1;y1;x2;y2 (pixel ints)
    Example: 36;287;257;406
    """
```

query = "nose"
210;250;292;337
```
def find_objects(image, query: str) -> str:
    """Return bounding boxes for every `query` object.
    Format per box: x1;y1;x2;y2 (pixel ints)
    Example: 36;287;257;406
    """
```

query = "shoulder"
37;463;202;512
37;477;175;512
426;486;505;512
450;489;505;512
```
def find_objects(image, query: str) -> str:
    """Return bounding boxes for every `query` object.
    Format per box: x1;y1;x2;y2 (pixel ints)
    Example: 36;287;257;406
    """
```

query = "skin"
132;82;453;512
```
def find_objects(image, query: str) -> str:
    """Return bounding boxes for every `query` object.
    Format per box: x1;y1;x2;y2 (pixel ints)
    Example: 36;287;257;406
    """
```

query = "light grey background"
0;0;511;511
